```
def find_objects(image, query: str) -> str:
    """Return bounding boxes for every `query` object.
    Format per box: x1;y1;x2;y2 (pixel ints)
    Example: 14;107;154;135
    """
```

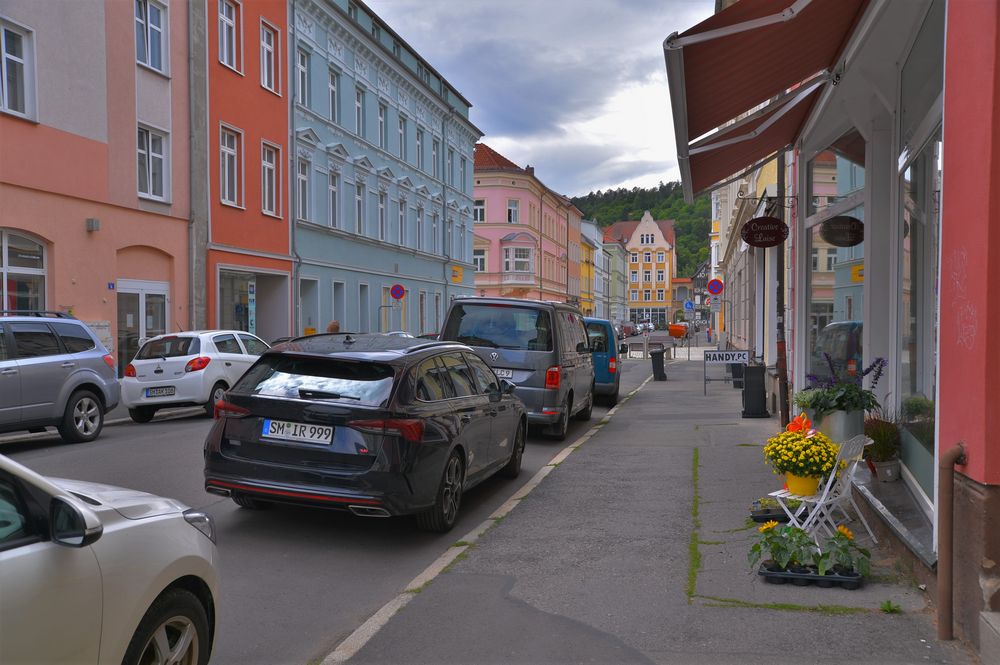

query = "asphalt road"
3;355;652;665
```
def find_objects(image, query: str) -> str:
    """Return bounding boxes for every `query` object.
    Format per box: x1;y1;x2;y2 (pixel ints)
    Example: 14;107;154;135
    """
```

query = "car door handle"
0;368;16;376
459;414;473;423
61;362;76;368
225;362;232;366
488;409;498;417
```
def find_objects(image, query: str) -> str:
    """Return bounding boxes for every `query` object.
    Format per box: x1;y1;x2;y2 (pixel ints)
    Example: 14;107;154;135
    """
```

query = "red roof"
474;143;522;172
603;219;676;247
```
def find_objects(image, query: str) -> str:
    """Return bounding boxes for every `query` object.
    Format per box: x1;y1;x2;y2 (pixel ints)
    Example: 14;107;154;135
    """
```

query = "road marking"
320;371;653;664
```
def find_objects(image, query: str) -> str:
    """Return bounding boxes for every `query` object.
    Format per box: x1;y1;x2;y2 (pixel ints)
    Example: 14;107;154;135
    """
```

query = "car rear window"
136;336;200;359
441;304;552;351
235;356;396;406
586;323;609;353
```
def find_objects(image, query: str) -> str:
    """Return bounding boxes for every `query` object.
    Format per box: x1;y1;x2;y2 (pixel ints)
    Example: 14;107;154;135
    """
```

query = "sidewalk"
338;356;978;664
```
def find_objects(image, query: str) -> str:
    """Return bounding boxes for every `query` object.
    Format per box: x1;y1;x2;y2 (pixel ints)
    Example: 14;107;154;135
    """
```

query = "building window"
397;200;406;245
137;126;167;200
355;87;365;137
378;192;386;240
507;199;519;224
1;21;33;118
656;269;664;282
459;157;467;193
473;200;485;222
378;103;387;149
811;248;819;271
642;270;651;282
135;0;165;72
458;224;465;261
355;183;365;234
328;69;339;123
630;252;638;263
431;214;439;253
371;24;381;42
473;249;485;272
643;289;651;301
295;47;309;106
416;208;424;250
656;289;664;301
260;23;277;92
348;3;358;20
416;129;424;171
657;251;665;262
296;159;309;220
826;250;837;271
643;251;651;263
630;270;638;283
630;289;638;301
328;172;339;228
392;41;401;58
398;116;407;160
503;247;532;272
434;292;441;331
218;0;239;70
432;139;439;178
446;219;454;257
220;126;241;206
447;148;454;186
1;231;46;311
261;143;278;215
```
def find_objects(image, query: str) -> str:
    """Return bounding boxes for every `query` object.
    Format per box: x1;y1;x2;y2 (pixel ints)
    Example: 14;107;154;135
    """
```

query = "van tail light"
102;354;116;371
349;419;424;443
213;400;249;420
608;357;617;374
185;356;212;372
124;363;136;378
545;366;561;390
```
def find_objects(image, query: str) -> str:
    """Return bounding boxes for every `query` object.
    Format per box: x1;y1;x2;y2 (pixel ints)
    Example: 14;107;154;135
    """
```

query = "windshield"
234;356;396;406
136;336;199;359
441;304;553;351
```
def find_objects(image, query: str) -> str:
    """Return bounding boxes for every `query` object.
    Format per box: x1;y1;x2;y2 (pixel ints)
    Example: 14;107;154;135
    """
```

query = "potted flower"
763;414;839;496
793;354;887;442
748;521;818;573
815;525;871;578
864;415;901;482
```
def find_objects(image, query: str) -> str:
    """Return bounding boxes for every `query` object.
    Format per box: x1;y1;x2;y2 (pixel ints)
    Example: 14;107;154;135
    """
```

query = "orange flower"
786;413;812;433
837;524;854;541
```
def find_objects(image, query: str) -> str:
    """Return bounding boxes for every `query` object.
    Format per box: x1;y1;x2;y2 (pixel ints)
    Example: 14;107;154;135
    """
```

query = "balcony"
474;271;538;287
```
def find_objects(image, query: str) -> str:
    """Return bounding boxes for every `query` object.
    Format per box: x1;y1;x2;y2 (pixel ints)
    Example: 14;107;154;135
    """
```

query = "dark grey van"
440;298;594;440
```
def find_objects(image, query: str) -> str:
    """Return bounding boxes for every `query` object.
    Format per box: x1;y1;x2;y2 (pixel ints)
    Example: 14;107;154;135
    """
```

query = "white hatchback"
122;330;269;422
0;453;218;664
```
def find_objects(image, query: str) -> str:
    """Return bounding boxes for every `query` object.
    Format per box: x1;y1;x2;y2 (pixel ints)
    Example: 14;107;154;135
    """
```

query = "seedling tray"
750;508;790;523
758;563;863;590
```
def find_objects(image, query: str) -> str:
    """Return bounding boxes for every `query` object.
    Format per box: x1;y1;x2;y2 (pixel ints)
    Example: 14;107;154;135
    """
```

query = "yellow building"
605;211;677;326
580;237;596;315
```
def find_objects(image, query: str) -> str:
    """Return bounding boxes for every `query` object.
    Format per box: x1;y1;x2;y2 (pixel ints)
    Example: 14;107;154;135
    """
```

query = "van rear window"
136;336;199;359
441;304;552;351
234;356;396;406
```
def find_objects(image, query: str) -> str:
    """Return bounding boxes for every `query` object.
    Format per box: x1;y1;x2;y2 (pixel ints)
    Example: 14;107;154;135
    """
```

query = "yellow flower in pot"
763;414;839;495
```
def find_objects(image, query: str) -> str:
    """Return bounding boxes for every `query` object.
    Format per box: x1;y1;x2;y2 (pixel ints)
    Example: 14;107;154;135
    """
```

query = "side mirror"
499;378;517;396
576;342;589;353
50;497;103;548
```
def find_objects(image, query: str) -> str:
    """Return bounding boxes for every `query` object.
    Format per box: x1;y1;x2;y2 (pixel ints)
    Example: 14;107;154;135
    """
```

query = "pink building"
0;0;191;371
472;144;582;303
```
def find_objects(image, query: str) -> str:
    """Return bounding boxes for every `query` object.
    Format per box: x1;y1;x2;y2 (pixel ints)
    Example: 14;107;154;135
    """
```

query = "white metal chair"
769;435;877;544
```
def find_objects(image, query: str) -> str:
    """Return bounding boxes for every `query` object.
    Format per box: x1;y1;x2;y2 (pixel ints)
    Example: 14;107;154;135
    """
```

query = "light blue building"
290;0;481;334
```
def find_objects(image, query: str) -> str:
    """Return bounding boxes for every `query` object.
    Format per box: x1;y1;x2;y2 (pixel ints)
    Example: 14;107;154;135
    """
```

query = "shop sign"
819;215;864;247
740;216;788;248
704;350;748;364
451;265;464;283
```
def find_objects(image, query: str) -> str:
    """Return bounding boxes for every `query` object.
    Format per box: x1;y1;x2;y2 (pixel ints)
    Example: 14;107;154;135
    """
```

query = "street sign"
704;350;749;364
707;278;724;295
390;284;405;300
711;300;721;313
683;300;694;311
704;296;712;305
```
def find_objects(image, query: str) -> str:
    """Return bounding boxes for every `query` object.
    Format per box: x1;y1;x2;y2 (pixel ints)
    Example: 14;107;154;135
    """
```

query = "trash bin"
729;362;744;389
741;364;770;418
650;349;667;381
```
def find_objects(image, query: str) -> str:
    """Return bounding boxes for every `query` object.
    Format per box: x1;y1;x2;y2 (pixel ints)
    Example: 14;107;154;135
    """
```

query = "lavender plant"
793;354;887;419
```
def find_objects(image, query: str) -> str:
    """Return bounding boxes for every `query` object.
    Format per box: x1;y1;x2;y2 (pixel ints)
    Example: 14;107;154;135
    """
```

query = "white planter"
817;409;865;443
872;459;901;482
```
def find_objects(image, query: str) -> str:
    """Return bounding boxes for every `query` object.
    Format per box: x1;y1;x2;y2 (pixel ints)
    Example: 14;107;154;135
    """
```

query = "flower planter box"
758;562;864;590
750;508;790;523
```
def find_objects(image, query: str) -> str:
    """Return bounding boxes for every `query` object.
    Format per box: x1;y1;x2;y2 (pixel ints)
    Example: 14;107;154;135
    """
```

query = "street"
3;352;653;665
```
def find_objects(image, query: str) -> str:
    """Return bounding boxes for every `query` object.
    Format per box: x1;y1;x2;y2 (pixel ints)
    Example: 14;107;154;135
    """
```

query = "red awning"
664;0;870;201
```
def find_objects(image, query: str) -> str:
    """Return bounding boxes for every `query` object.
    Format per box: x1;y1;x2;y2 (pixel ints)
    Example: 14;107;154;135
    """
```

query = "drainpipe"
289;0;302;334
440;110;452;302
938;442;968;640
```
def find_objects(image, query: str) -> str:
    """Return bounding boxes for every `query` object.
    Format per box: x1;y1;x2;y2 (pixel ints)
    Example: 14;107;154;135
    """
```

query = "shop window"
2;230;46;311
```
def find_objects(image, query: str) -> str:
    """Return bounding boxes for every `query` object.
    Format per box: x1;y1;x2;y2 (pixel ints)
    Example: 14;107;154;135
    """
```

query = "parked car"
204;334;527;532
384;330;414;338
811;320;863;377
0;452;218;664
122;330;269;423
584;317;621;406
0;311;120;443
439;297;594;440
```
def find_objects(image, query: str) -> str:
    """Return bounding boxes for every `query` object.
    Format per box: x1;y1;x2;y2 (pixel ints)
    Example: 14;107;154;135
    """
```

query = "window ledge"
139;193;172;205
1;108;38;124
137;62;171;80
262;211;283;220
220;61;244;76
221;201;246;210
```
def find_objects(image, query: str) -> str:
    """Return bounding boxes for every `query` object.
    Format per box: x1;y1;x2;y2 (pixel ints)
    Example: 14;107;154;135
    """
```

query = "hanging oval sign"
740;216;789;248
819;215;865;247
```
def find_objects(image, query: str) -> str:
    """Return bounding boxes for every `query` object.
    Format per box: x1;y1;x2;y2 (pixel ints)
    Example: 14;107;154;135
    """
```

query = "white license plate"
261;419;333;445
145;386;175;397
493;368;514;379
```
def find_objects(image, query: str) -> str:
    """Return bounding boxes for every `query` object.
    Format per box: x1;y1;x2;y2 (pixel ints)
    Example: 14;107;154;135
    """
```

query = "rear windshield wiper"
457;335;498;348
298;389;361;400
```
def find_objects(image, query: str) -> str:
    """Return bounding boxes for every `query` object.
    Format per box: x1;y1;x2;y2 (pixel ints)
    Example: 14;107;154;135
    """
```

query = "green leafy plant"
818;525;871;576
864;417;901;463
751;497;801;511
880;599;902;614
748;522;817;570
794;355;887;419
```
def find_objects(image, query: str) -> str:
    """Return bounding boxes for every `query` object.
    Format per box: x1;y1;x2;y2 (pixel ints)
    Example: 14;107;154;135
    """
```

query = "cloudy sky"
372;0;714;198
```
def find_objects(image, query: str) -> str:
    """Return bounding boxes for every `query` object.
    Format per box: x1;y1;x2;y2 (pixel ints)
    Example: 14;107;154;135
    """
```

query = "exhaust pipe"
206;486;231;497
349;505;391;517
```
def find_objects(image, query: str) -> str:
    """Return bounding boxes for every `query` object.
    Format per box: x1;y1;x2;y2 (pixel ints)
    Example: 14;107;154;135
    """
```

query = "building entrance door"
117;279;169;377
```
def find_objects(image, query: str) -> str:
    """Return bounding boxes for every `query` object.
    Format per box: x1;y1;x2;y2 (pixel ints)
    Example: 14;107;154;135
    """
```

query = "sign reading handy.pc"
704;350;749;364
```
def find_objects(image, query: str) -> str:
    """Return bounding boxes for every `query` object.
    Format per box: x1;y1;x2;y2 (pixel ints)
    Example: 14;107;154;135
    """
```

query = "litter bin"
729;362;744;389
650;349;667;381
741;364;770;418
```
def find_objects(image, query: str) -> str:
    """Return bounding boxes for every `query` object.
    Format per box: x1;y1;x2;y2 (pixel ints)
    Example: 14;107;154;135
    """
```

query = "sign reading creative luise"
819;215;864;247
740;216;789;248
704;350;749;364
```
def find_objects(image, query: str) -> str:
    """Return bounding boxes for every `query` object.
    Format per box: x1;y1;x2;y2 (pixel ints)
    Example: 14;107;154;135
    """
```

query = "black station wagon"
204;334;527;532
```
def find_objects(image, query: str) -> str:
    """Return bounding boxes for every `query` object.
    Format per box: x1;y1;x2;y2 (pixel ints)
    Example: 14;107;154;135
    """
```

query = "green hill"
571;182;711;278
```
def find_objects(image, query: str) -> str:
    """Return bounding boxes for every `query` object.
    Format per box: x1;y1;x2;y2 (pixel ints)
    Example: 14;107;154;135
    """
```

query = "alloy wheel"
441;455;462;524
136;615;199;665
73;397;100;436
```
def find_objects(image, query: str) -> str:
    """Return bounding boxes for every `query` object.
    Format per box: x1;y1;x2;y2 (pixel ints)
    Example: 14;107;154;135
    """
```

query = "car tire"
57;390;104;444
204;382;227;418
232;494;271;510
575;386;594;421
606;383;619;407
416;450;464;532
129;406;156;423
500;421;526;479
122;588;211;665
545;397;570;441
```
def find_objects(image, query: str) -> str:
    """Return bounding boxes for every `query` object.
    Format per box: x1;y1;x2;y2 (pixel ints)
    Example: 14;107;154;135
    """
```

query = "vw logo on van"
490;352;500;361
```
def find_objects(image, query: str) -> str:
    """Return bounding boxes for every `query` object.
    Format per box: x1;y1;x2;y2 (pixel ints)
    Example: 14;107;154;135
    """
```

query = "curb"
320;372;654;664
0;407;207;446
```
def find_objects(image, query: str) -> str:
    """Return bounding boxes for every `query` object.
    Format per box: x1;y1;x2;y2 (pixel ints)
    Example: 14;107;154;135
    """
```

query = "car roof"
452;296;582;312
267;333;471;363
145;330;263;340
583;316;612;325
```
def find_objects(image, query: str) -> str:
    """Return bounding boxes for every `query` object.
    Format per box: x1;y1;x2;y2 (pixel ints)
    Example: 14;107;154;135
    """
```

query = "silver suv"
0;312;120;443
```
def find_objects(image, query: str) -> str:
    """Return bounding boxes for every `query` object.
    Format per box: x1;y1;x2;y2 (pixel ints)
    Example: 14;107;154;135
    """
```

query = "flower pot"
872;458;901;482
817;409;864;443
785;473;820;496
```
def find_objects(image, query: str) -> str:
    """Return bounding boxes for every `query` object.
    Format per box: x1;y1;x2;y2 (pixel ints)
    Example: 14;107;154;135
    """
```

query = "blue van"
584;317;620;406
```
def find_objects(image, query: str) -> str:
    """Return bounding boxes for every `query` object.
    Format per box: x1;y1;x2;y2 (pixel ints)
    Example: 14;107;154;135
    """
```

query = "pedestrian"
325;320;340;333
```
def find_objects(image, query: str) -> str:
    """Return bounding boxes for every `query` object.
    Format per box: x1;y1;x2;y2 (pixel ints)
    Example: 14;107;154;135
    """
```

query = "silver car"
0;312;120;443
440;298;594;441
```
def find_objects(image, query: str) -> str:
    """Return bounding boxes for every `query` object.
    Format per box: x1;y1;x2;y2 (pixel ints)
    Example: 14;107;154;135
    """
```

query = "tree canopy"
571;182;711;278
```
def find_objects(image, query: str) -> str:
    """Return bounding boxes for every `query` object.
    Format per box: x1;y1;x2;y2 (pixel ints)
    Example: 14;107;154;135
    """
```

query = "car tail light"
185;356;212;372
349;419;424;443
545;366;561;390
608;357;617;374
213;400;249;420
124;363;136;378
102;354;116;370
